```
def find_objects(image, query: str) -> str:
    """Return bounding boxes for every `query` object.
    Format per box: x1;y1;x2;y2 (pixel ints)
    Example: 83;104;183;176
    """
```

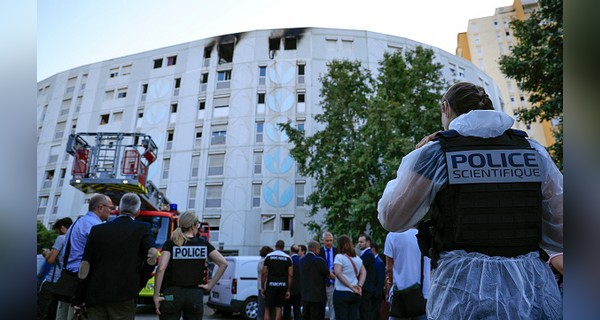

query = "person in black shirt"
262;240;292;320
153;211;228;320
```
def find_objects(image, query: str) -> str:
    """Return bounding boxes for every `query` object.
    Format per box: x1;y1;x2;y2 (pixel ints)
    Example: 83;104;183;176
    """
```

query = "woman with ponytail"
153;211;228;319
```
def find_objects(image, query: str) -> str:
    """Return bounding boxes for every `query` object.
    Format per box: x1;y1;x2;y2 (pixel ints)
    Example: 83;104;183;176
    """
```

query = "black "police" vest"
428;129;543;258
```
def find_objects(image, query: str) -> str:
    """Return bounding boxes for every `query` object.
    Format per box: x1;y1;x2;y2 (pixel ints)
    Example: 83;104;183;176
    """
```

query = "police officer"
153;211;228;320
377;82;563;319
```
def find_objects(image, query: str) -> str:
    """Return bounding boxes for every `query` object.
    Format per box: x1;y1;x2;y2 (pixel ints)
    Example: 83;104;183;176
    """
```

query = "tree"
499;0;562;170
37;221;57;254
280;48;446;245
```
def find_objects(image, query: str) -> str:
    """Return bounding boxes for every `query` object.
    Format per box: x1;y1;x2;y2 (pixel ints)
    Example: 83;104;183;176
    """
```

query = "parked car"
207;256;260;320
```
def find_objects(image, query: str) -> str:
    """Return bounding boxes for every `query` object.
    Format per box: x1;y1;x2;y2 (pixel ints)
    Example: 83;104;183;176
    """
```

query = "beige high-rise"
456;0;556;146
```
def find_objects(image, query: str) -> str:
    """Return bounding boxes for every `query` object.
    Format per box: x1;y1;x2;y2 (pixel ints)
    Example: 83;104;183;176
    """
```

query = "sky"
37;0;512;81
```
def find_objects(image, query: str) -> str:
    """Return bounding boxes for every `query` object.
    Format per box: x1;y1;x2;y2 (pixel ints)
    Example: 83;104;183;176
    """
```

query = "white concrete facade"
37;27;502;255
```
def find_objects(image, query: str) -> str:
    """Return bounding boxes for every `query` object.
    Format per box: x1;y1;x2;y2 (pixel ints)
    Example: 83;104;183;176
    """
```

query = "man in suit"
358;234;376;320
318;231;336;320
299;240;330;320
371;242;386;320
74;193;158;319
284;244;302;320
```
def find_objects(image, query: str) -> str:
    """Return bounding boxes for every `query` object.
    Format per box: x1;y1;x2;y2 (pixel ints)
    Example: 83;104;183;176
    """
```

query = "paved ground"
134;297;239;319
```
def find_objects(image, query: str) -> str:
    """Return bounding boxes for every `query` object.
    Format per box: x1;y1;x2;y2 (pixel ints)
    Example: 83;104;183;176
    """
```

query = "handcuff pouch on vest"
417;129;544;268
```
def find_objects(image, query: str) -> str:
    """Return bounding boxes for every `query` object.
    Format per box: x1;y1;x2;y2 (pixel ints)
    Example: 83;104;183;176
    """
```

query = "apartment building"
37;27;502;255
456;0;557;146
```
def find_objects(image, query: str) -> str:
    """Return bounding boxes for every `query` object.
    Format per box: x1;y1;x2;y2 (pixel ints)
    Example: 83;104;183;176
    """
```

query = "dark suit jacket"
360;248;376;293
373;254;386;298
290;254;302;296
76;215;155;306
318;246;337;268
299;252;329;303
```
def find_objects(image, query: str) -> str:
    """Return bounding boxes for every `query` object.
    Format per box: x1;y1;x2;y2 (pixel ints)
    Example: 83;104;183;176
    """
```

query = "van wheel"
241;297;258;320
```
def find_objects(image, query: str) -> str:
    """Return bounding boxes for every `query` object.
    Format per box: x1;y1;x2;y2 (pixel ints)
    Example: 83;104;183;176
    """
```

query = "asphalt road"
134;297;239;319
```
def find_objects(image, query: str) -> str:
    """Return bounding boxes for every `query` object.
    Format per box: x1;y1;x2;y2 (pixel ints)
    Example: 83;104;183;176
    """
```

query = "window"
213;96;229;117
297;121;305;133
252;183;261;207
205;185;222;208
162;159;170;180
296;182;305;207
256;122;264;143
218;42;234;64
52;195;60;214
38;196;49;216
262;214;275;231
65;76;76;94
269;37;280;51
167;55;177;66
194;127;203;148
75;96;82;113
281;216;294;231
208;154;224;176
211;127;226;145
216;70;232;89
297;93;305;103
191;155;200;177
284;37;297;50
297;64;305;83
187;186;197;209
205;218;220;241
54;121;66;139
43;170;55;188
153;58;163;69
166;130;174;150
203;46;212;67
58;168;66;187
117;88;127;98
258;93;265;104
198;100;206;110
170;103;178;113
138;107;144;118
109;67;119;78
259;66;267;85
141;83;148;102
174;77;181;96
520;96;525;101
105;89;115;100
254;152;262;174
60;99;71;116
121;64;132;76
112;111;123;122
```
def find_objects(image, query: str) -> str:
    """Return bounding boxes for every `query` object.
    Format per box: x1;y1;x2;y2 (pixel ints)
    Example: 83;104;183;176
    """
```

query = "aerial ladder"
66;132;210;302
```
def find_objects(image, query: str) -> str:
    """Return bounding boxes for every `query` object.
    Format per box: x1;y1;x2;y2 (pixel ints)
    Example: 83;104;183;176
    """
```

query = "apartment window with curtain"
207;154;225;176
255;122;264;143
296;182;305;207
187;186;197;209
205;185;222;208
252;183;261;207
254;152;263;174
191;155;200;178
162;158;170;180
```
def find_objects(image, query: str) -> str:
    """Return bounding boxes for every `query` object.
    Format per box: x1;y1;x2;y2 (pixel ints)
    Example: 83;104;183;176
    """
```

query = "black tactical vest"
421;129;543;265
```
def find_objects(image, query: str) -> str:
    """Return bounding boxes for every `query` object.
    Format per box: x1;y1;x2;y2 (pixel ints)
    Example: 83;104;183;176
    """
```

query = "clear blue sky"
37;0;511;81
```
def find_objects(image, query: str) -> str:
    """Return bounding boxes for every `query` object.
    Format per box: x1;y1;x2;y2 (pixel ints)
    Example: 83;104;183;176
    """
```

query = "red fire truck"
66;132;209;303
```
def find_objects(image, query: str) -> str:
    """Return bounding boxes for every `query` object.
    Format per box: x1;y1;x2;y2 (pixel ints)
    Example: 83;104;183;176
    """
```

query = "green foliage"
280;48;446;246
499;0;562;170
37;221;57;254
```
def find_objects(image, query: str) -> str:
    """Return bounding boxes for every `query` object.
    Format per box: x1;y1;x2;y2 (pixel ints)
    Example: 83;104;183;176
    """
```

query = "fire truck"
66;132;210;303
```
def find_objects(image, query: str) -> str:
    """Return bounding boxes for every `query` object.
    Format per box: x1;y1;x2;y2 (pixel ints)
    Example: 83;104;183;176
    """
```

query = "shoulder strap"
62;217;81;269
345;254;359;279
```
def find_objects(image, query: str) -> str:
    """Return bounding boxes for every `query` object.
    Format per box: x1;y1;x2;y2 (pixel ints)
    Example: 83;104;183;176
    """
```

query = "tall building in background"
37;27;502;255
456;0;555;146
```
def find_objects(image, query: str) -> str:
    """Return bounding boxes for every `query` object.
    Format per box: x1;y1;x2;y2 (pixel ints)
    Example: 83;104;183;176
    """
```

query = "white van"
207;256;261;320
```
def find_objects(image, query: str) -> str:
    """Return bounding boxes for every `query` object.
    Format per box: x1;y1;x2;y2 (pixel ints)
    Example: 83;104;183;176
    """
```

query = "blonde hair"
171;211;198;246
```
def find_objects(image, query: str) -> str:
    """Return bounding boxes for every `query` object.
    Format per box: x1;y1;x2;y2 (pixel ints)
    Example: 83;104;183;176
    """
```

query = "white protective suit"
378;110;562;319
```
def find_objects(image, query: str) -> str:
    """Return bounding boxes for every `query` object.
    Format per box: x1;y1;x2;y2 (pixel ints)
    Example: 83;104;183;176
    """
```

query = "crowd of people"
37;81;563;320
